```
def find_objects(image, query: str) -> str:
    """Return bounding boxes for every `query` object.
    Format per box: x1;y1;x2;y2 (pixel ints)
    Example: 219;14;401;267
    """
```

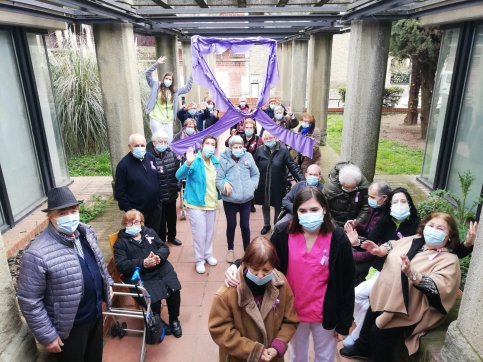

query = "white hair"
228;135;244;147
274;105;284;113
262;131;273;140
128;133;146;145
339;164;362;185
151;130;169;142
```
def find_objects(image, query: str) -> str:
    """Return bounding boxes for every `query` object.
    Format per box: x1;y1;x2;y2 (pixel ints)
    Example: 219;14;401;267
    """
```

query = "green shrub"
417;191;454;221
336;86;404;107
80;195;108;223
48;30;108;157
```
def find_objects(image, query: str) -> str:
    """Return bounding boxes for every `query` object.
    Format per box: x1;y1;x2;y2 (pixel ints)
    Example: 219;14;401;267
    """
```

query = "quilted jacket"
17;223;113;345
150;148;180;203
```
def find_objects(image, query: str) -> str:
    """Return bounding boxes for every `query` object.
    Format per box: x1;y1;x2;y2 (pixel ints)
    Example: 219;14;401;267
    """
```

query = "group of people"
13;53;479;362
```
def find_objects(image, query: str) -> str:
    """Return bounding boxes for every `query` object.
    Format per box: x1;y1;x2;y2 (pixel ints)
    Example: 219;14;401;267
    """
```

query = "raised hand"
361;240;384;256
185;147;196;166
464;221;478;247
157;56;166;64
344;223;359;245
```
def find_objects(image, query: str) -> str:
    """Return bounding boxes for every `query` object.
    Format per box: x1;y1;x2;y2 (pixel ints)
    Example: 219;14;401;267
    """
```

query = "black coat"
149;148;180;203
253;143;304;208
270;222;355;335
114;152;160;213
114;227;181;303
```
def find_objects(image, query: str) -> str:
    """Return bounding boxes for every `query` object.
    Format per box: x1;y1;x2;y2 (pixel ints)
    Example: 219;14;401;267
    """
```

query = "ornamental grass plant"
48;26;108;157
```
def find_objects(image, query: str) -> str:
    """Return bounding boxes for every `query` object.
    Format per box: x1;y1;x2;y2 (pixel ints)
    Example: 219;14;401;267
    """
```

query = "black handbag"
145;313;165;344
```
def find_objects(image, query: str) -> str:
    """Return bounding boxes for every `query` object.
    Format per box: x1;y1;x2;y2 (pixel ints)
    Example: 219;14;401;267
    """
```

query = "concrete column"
440;212;483;361
93;23;144;176
203;53;216;101
307;33;333;146
341;20;391;181
0;234;37;361
155;34;179;83
280;41;292;105
181;41;198;104
290;38;309;118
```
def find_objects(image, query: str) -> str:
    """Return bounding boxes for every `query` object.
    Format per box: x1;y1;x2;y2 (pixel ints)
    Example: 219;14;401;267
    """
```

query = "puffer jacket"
323;161;369;226
216;149;260;204
150;147;180;203
17;223;113;345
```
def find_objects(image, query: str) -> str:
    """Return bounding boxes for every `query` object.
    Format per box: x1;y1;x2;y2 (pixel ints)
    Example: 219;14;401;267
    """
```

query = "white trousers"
351;271;380;340
187;208;216;263
149;118;174;142
290;322;337;362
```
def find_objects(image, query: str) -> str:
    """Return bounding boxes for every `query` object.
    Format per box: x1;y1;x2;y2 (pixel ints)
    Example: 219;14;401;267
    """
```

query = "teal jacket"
175;152;219;207
216;149;260;204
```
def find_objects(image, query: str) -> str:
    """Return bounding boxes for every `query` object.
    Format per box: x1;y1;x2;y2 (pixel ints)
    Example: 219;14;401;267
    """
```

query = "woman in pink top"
226;187;355;361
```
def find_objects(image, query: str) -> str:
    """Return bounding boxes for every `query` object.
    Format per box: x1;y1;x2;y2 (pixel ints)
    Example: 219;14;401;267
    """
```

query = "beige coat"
208;267;299;362
370;236;460;355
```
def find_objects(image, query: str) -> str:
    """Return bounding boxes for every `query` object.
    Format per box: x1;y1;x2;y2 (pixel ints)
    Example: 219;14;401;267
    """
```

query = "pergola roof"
0;0;479;40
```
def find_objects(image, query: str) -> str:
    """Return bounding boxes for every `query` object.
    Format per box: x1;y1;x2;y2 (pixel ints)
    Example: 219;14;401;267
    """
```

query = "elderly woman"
145;56;193;141
253;131;304;235
323;161;369;227
209;237;298;362
199;100;219;130
340;212;464;361
176;135;219;274
173;118;198;141
216;135;260;263
113;209;182;338
294;113;322;174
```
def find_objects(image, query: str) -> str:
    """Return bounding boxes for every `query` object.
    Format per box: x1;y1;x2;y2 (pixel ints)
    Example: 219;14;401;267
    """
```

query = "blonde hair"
121;209;145;226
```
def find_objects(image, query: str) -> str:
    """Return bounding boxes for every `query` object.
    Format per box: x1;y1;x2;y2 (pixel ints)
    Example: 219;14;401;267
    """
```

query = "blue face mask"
423;225;447;248
298;211;324;232
390;203;410;221
163;79;172;88
232;149;245;158
188;109;197;116
207;104;214;111
185;127;195;135
264;140;276;148
306;176;319;186
203;146;215;158
269;104;276;110
132;147;146;160
246;270;273;286
155;144;168;153
125;225;142;236
274;113;283;120
301;121;310;129
368;198;379;208
244;129;254;136
55;213;80;234
240;101;246;108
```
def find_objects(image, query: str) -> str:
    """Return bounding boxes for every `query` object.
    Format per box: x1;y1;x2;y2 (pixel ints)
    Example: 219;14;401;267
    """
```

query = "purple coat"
17;223;112;345
352;207;385;263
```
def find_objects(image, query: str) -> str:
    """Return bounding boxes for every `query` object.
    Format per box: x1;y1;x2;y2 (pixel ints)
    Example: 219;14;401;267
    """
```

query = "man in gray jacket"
17;187;112;362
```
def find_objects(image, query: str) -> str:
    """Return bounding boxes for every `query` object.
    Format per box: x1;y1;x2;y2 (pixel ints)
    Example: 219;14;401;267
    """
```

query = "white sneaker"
206;256;218;266
226;250;235;263
195;261;206;274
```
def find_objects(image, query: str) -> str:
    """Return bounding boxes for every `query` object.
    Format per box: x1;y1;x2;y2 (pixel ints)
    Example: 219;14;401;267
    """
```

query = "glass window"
27;33;69;186
421;28;460;185
447;25;483;204
0;31;45;219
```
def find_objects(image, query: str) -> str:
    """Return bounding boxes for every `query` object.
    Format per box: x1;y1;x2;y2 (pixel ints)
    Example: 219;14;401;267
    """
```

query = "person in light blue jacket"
216;135;260;263
145;56;193;141
175;135;220;274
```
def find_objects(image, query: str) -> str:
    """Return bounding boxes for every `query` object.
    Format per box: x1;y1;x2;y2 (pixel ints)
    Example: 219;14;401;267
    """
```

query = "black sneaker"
168;238;183;246
339;344;369;360
260;225;271;235
170;320;182;338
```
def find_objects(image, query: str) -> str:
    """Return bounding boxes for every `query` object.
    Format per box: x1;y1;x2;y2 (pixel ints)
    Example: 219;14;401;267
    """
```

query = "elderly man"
277;164;324;225
115;133;160;229
17;187;112;361
149;130;182;246
323;161;369;227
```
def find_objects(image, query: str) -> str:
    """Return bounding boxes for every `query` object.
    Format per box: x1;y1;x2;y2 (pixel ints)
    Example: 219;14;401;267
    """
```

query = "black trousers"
151;290;181;324
158;200;177;242
57;316;102;362
142;204;162;231
223;200;252;250
356;307;415;362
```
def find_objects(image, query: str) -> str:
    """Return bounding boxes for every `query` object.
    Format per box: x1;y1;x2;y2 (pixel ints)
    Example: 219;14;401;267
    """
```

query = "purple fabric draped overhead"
170;35;314;158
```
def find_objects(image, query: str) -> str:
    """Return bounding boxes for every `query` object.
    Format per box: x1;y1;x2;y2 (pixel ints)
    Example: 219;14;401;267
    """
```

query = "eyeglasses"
126;220;141;227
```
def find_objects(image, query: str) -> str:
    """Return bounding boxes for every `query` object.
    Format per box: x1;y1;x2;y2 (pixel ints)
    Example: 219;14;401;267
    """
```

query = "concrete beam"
341;20;391;181
419;4;483;27
307;33;333;146
0;10;66;30
93;23;144;176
